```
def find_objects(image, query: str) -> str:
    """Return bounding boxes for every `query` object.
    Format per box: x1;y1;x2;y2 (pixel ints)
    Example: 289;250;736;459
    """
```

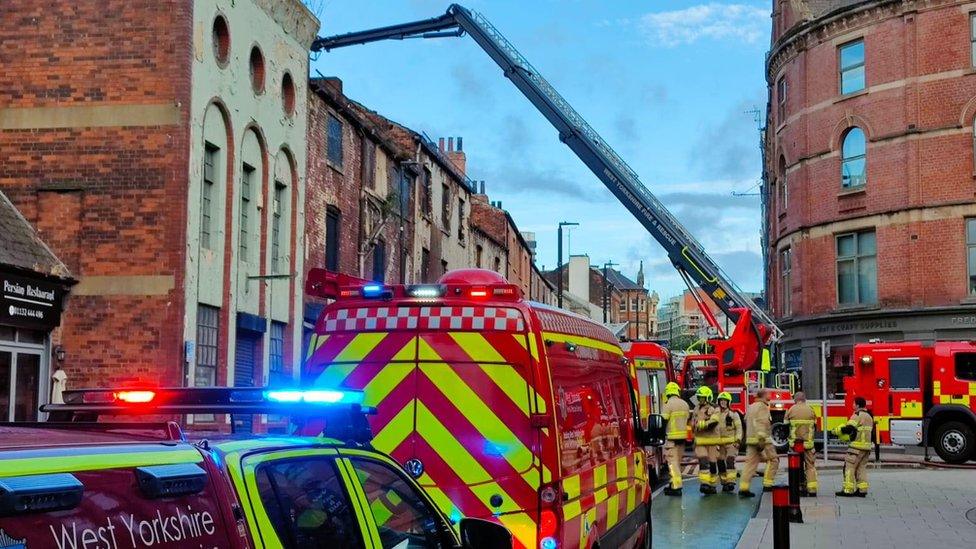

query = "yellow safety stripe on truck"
0;447;203;477
542;331;623;356
933;380;976;406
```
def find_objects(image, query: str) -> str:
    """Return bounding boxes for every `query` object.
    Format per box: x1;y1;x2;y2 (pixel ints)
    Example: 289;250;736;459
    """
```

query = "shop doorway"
0;347;44;422
232;331;260;433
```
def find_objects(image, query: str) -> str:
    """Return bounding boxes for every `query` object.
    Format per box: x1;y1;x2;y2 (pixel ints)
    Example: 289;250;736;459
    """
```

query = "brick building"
469;195;556;303
544;255;644;327
765;0;976;395
0;0;318;425
610;263;659;340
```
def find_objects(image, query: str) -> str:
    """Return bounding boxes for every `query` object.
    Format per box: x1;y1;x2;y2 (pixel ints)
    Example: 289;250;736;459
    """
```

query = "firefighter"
784;391;818;496
738;388;779;497
661;381;690;496
834;396;874;497
692;386;722;495
716;391;742;493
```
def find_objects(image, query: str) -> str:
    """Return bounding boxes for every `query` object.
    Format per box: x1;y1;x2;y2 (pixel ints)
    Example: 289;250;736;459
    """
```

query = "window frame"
195;305;219;387
269;321;286;385
327;114;344;168
839;39;866;95
836;230;877;306
201;143;219;250
954;352;976;381
325;206;340;272
441;183;451;232
272;180;286;274
971;13;976;68
372;239;386;283
239;163;255;262
841;127;867;190
777;76;787;123
888;358;921;391
781;247;792;317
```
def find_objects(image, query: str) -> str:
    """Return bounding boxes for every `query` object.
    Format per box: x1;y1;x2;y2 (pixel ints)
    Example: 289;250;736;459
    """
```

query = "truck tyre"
933;421;974;464
771;421;789;451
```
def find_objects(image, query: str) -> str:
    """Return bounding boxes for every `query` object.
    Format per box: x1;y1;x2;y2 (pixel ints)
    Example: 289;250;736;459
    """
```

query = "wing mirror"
460;518;513;549
644;413;666;447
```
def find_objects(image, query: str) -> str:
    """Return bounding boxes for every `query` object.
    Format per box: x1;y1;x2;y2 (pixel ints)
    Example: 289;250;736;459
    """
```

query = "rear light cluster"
538;484;561;549
335;282;522;301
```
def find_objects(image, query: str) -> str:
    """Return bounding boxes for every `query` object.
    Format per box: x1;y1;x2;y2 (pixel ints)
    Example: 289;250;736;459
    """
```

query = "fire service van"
304;268;659;549
0;387;512;549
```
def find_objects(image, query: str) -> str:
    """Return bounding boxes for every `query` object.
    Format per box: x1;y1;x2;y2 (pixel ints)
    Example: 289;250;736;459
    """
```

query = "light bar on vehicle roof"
264;389;364;405
406;284;445;298
361;284;393;299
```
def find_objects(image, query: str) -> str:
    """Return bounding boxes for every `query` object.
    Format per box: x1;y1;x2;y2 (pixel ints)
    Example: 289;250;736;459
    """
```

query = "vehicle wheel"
933;421;974;464
771;422;789;450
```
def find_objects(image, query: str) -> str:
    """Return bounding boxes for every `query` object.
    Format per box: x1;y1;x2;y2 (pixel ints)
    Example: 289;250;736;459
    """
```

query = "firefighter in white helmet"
834;396;874;497
716;391;742;493
739;388;779;497
784;390;819;496
692;386;722;495
661;381;690;496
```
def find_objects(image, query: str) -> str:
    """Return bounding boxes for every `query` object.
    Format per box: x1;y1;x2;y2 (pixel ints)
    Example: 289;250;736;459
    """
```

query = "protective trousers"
694;444;722;486
717;443;739;485
842;448;870;494
739;444;778;491
665;441;685;489
802;447;818;492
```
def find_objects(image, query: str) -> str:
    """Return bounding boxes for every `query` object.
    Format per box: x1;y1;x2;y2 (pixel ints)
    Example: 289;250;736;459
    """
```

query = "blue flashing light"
264;389;364;405
362;284;384;297
540;537;557;549
448;510;462;525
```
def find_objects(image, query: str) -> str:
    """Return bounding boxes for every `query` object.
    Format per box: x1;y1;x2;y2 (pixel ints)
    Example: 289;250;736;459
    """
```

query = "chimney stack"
439;135;466;175
438;137;445;151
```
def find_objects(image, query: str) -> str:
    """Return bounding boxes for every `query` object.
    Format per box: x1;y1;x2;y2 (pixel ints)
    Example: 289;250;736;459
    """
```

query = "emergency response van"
0;387;512;548
304;269;655;549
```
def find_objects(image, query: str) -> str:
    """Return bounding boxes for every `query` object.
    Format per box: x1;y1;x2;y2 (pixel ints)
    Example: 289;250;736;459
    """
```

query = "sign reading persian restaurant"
0;270;65;330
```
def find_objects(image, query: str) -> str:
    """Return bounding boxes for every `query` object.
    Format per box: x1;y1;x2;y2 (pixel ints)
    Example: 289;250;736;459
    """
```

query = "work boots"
722;483;736;493
663;486;682;497
738;490;756;498
700;484;717;495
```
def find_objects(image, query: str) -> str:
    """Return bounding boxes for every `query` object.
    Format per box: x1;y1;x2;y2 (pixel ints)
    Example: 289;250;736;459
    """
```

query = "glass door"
0;349;42;421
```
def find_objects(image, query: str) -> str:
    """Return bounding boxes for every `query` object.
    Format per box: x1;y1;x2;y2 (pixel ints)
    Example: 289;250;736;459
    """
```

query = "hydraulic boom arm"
312;4;783;365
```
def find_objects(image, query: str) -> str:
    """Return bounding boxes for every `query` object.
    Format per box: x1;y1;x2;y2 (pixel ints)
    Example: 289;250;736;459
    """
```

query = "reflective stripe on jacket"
662;395;691;440
716;408;741;445
745;401;772;446
693;403;722;445
785;402;817;448
847;410;874;451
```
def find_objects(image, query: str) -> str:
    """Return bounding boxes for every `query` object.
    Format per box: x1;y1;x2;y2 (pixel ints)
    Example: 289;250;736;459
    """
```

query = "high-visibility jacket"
717;407;742;445
842;410;875;451
785;402;817;449
745;401;772;446
662;395;690;441
693;403;722;445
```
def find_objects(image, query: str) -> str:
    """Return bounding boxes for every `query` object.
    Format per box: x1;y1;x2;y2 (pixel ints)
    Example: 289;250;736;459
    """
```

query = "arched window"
778;155;788;210
841;127;866;189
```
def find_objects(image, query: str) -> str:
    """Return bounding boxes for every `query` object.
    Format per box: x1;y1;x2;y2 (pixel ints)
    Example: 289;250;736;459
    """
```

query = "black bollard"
772;484;791;549
787;450;804;523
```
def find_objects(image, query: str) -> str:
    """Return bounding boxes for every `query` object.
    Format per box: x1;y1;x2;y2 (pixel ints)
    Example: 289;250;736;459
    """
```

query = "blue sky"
308;1;772;300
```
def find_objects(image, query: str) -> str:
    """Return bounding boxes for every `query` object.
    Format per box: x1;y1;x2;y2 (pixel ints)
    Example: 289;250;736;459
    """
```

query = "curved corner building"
764;0;976;395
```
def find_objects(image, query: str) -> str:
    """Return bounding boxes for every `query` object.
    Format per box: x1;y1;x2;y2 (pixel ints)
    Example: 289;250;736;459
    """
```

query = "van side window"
347;457;450;549
955;353;976;381
256;457;363;548
888;358;921;390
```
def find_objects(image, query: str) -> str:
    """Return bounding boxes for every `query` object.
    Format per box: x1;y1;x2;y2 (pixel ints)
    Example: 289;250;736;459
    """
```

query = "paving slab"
735;469;976;549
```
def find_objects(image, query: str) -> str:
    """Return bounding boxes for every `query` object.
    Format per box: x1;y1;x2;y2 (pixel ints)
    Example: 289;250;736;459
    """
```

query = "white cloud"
638;3;769;47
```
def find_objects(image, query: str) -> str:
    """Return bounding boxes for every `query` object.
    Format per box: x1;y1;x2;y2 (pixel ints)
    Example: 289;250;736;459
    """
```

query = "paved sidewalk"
736;469;976;549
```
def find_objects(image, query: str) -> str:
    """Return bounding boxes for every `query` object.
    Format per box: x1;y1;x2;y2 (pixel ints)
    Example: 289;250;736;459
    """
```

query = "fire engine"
843;341;976;463
305;268;655;549
310;2;784;423
621;341;674;484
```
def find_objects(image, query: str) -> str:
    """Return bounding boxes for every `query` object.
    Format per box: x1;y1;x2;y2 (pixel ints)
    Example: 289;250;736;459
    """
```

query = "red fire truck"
622;341;674;485
844;341;976;463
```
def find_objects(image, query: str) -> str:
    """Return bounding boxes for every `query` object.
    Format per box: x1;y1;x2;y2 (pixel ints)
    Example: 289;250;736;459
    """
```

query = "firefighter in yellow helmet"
784;391;819;496
692;385;722;495
716;391;742;493
661;381;690;496
833;396;874;497
739;388;779;497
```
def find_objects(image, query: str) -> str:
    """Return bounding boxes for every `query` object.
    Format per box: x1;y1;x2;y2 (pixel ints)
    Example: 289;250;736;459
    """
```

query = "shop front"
0;192;74;421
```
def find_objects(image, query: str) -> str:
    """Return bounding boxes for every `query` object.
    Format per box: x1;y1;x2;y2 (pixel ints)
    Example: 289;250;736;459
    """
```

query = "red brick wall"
766;0;976;320
0;0;192;387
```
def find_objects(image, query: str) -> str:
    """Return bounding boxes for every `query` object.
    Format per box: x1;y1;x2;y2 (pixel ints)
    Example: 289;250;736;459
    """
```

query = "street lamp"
602;260;618;323
556;221;579;308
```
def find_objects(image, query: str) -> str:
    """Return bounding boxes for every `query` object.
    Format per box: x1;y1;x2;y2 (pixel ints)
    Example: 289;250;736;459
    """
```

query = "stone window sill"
831;304;880;314
838;187;866;198
834;89;869;104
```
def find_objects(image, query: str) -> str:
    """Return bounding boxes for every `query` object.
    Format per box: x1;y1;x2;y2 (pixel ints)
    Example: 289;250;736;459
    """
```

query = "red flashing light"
469;289;489;298
339;289;359;298
539;509;558;539
115;390;156;404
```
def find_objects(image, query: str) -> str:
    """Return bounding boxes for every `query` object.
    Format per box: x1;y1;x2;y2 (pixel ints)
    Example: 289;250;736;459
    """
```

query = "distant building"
545;257;655;336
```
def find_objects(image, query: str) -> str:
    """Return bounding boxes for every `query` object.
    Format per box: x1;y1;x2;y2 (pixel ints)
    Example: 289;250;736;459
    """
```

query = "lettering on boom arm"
604;168;678;249
48;505;218;549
